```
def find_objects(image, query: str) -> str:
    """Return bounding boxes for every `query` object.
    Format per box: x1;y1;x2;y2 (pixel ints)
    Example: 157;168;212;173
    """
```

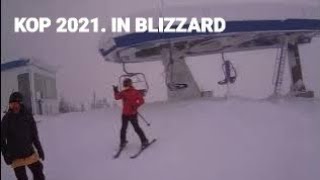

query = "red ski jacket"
114;86;145;115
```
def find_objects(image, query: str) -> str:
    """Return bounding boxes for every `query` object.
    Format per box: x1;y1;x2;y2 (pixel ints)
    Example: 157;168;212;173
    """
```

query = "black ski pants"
13;161;45;180
120;114;148;144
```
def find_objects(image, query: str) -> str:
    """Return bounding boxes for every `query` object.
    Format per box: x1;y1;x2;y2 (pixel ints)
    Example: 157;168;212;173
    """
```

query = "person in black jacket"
1;92;45;180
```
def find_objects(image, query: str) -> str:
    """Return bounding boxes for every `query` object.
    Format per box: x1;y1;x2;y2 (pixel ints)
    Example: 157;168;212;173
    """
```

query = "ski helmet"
123;78;132;87
9;92;23;103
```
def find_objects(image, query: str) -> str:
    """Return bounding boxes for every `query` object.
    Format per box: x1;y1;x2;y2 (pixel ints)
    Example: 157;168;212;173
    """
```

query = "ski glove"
113;86;119;93
131;105;138;112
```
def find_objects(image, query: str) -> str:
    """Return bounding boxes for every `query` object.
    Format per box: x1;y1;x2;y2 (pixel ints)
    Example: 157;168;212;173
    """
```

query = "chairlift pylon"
165;42;188;91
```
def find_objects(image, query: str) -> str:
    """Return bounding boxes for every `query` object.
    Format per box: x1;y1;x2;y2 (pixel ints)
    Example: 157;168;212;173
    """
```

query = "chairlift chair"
218;53;237;85
119;63;149;96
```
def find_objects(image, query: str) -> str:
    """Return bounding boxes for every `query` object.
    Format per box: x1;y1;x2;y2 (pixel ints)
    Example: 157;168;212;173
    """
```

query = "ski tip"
130;138;157;159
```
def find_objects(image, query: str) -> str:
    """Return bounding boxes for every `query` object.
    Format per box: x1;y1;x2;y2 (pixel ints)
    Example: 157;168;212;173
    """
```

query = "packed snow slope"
1;98;320;180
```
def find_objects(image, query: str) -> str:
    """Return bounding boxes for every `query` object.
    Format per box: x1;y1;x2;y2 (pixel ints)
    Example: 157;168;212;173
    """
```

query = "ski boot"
141;139;149;149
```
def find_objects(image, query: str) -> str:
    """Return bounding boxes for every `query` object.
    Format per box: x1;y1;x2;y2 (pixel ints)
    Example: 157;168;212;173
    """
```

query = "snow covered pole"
287;40;314;98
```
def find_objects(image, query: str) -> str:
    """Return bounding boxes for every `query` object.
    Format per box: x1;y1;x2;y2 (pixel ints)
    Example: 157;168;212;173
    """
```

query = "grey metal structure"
99;19;320;99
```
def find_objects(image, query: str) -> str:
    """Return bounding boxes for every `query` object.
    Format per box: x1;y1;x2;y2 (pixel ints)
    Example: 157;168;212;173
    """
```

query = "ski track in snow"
1;98;320;180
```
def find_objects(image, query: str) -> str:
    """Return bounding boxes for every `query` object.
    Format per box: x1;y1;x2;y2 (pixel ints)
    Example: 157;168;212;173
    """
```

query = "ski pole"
137;112;151;126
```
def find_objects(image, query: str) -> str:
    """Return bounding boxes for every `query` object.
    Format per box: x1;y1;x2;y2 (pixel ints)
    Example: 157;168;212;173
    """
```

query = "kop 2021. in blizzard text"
14;17;226;33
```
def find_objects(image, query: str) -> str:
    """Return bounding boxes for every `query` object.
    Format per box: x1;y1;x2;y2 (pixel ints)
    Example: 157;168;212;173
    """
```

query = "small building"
1;58;59;115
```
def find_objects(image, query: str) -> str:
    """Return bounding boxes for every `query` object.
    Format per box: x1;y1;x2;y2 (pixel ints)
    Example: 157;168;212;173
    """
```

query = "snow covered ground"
1;98;320;180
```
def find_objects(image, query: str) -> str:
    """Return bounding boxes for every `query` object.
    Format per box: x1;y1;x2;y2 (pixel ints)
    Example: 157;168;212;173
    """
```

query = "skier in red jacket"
113;78;149;148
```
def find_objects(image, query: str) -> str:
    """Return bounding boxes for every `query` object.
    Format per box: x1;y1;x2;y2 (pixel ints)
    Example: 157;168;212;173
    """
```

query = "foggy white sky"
1;0;320;105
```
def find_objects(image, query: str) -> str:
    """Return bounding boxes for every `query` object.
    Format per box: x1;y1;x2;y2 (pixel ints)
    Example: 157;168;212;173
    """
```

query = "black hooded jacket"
1;105;44;163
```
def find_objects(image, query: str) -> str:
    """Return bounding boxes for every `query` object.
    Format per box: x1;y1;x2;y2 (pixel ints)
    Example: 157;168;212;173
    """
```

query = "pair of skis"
113;139;157;159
